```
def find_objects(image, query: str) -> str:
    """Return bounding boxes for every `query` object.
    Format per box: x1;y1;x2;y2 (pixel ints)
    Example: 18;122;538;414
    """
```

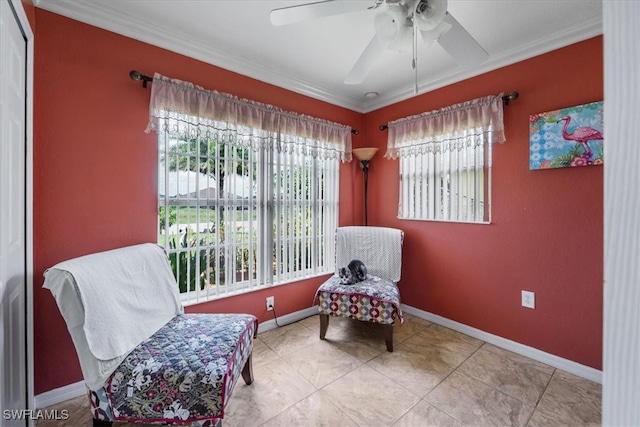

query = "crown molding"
363;16;603;113
33;0;363;111
34;0;602;114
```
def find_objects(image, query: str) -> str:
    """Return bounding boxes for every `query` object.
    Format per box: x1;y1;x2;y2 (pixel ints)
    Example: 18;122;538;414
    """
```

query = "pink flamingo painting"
556;115;603;159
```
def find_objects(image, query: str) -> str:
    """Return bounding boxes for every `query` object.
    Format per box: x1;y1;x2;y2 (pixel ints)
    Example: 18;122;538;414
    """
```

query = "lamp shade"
352;147;379;161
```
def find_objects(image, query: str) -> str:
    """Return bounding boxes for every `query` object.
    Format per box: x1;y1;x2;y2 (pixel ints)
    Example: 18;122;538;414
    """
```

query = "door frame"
6;0;34;422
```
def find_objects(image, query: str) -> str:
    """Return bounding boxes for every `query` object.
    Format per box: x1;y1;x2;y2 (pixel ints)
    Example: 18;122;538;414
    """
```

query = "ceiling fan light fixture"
413;0;448;31
389;28;413;52
374;5;411;49
270;0;488;87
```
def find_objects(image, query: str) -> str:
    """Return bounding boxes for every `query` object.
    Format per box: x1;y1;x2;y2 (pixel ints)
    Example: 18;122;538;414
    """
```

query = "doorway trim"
9;0;34;421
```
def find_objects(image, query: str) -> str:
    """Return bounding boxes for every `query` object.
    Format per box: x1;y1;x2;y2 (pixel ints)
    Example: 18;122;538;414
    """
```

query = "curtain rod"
129;70;361;135
129;70;153;88
378;91;519;131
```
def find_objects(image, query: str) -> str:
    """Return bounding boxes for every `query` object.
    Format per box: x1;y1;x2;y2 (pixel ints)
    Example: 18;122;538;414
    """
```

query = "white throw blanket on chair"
44;243;183;388
336;226;403;283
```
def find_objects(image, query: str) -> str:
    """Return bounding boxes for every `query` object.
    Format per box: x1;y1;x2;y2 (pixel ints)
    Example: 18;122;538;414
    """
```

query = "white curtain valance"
145;73;353;162
384;93;506;159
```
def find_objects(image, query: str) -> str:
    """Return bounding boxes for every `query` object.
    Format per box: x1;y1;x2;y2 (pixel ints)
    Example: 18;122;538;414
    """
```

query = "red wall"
32;7;603;395
366;37;603;370
32;10;364;394
20;0;35;28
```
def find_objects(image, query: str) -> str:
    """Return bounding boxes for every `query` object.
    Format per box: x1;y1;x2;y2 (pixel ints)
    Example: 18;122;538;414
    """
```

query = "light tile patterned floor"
37;313;602;426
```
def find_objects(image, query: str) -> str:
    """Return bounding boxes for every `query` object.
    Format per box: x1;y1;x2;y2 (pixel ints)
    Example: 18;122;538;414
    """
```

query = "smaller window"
399;133;491;223
386;94;505;224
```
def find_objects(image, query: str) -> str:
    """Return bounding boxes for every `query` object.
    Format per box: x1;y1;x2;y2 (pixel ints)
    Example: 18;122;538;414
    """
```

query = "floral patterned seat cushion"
93;313;257;425
315;275;403;325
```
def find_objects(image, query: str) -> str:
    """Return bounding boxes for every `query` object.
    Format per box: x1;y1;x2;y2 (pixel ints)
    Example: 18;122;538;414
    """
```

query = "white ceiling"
33;0;602;113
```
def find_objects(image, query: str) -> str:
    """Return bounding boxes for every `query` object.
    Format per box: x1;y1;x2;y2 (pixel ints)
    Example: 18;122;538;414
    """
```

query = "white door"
0;0;28;425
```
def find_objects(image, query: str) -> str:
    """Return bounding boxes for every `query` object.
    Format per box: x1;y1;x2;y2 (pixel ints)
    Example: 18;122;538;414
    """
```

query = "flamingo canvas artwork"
529;101;603;170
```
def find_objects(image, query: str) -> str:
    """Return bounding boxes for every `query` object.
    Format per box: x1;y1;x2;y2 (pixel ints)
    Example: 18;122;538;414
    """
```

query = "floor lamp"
352;147;379;226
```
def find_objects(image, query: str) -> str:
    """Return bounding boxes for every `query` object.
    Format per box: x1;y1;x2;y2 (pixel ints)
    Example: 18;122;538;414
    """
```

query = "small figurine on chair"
338;259;368;285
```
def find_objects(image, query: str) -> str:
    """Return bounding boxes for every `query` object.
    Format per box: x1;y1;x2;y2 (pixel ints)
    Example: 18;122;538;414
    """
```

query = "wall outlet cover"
522;290;535;309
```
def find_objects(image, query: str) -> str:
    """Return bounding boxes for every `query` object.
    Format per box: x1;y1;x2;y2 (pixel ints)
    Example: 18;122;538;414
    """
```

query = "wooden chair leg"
319;314;329;339
241;353;254;385
384;324;394;352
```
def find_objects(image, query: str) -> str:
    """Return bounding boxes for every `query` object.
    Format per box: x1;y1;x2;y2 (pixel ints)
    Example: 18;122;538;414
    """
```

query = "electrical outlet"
266;296;274;311
521;290;535;309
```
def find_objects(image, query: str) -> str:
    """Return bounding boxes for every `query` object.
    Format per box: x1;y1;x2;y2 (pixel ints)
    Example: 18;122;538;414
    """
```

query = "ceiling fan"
270;0;489;87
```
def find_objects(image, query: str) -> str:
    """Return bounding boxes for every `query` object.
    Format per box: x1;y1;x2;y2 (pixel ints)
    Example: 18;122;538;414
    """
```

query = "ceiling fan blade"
437;13;489;68
270;1;369;26
344;34;387;85
419;20;451;45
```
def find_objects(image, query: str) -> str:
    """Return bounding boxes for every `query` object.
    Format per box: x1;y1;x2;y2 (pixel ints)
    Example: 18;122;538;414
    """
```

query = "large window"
158;120;340;303
386;94;505;224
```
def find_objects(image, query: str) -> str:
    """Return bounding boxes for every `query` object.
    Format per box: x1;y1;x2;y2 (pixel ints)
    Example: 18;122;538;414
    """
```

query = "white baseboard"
258;306;318;334
36;304;600;407
402;304;602;384
35;380;86;409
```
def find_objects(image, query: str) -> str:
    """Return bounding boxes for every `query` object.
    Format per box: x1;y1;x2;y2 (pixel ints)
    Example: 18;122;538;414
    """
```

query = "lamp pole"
361;159;370;226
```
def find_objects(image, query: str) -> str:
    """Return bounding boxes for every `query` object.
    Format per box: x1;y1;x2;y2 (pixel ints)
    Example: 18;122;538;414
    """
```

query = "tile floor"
38;313;601;426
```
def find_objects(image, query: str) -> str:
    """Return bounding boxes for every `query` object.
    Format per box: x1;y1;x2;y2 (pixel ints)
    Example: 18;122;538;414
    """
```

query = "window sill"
180;270;333;307
398;216;491;225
